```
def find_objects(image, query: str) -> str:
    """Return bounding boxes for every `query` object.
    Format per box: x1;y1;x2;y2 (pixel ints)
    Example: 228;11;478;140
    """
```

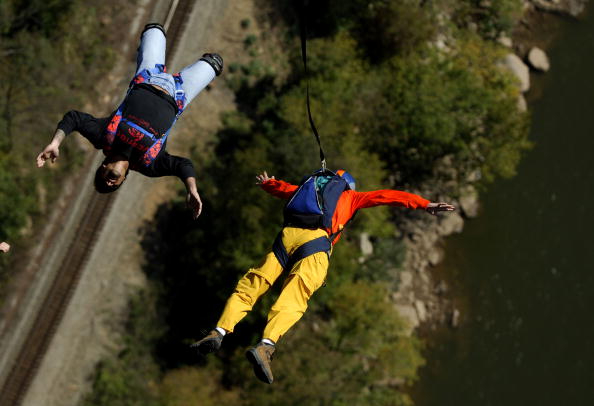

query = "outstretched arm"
37;110;109;167
351;189;431;210
426;202;455;215
36;129;65;167
144;153;203;219
255;171;275;184
351;189;455;214
184;177;203;219
257;171;298;199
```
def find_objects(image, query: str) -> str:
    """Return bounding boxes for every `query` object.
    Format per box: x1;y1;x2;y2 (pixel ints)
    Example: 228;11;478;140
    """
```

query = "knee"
234;290;258;307
270;300;308;315
234;272;270;297
141;22;166;37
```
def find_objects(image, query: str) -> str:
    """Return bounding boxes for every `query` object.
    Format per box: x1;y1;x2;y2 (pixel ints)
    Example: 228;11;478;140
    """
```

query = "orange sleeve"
350;189;430;211
260;179;298;200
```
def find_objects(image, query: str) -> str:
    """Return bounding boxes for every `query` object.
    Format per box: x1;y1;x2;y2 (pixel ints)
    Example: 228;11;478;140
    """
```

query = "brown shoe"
190;330;223;355
245;342;275;384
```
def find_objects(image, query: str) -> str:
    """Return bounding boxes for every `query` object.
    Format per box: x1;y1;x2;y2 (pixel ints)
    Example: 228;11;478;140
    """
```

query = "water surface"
413;9;594;406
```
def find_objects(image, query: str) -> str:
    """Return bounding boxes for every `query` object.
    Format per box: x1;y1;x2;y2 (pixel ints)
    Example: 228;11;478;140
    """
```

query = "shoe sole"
245;349;273;384
200;55;223;76
194;338;221;355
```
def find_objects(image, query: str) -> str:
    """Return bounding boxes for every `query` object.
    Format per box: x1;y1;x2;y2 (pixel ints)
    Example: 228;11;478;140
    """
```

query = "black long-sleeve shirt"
57;84;196;180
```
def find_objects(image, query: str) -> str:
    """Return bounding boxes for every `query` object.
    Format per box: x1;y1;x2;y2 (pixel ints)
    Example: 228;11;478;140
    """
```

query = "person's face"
100;156;129;187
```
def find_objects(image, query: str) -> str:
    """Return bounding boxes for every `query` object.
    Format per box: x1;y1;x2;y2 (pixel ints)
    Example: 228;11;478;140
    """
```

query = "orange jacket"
261;178;430;244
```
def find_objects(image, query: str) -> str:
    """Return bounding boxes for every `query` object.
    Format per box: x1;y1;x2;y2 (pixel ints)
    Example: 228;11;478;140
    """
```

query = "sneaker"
142;23;166;36
190;329;223;355
200;53;223;76
245;342;275;384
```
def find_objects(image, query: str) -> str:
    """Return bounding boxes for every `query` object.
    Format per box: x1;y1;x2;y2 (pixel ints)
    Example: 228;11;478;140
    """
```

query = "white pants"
136;25;216;106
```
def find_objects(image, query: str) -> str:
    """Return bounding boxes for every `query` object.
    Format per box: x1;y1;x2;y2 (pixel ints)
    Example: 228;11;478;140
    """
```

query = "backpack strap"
172;73;186;115
328;210;358;244
129;64;185;115
105;64;166;150
130;63;167;87
107;64;184;165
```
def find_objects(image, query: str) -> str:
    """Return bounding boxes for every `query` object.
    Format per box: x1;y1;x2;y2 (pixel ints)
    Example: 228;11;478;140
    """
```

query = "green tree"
0;0;114;296
453;0;524;39
359;36;530;185
83;0;532;404
232;281;422;406
82;290;165;406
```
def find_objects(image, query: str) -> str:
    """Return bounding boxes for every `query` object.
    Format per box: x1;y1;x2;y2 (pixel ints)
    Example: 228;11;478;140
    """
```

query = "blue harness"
103;64;186;166
272;169;351;271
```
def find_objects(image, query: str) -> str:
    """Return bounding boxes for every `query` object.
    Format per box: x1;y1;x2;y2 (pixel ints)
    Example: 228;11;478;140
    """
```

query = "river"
412;7;594;406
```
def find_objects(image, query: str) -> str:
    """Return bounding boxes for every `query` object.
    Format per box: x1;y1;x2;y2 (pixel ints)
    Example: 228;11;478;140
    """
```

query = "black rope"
299;1;326;170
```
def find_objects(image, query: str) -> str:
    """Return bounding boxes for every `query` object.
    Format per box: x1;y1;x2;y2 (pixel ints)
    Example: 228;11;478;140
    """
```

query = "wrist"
184;177;197;193
51;130;65;146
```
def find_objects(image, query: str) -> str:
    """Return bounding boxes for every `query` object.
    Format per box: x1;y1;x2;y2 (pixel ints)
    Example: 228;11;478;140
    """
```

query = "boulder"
436;212;464;236
517;94;528;112
450;308;461;328
414;300;427;322
466;169;482;183
434;280;449;295
497;35;513;48
459;185;479;218
359;232;373;256
399;271;413;290
434;33;449;51
532;0;587;17
395;304;420;333
501;53;530;92
427;248;442;266
527;47;551;72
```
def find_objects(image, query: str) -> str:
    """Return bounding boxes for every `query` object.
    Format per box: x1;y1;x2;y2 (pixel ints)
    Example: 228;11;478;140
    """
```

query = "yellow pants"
217;227;330;343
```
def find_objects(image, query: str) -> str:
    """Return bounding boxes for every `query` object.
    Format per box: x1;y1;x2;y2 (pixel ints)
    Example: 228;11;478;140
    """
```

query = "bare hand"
36;143;60;167
256;171;275;185
0;242;10;253
426;202;456;215
186;189;203;219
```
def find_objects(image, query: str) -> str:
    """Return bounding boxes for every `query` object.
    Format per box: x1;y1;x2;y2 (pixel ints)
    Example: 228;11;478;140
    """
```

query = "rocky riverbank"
389;0;589;333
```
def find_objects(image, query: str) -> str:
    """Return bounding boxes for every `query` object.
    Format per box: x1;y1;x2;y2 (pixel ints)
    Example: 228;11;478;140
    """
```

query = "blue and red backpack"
283;168;355;230
103;64;186;166
273;169;356;271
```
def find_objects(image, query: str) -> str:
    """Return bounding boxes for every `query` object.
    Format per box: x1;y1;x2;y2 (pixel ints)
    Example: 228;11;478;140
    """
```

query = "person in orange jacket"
192;169;454;384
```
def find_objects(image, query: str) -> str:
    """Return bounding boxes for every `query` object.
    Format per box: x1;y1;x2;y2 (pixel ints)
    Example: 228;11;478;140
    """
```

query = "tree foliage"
360;35;530;184
84;0;531;404
0;0;114;298
81;290;164;406
452;0;524;39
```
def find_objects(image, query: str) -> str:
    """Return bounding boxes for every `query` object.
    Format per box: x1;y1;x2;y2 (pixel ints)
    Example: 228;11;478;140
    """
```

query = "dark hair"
94;166;122;194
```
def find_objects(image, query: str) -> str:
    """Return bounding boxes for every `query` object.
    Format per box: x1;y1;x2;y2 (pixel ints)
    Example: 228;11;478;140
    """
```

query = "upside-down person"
36;23;223;218
192;169;455;383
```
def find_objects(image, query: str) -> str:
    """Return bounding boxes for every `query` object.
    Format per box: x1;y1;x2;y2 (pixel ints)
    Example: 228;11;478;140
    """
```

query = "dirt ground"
21;1;276;405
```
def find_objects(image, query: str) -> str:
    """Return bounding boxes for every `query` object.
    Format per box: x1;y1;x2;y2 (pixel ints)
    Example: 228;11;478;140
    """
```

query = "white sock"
261;338;275;346
215;327;227;336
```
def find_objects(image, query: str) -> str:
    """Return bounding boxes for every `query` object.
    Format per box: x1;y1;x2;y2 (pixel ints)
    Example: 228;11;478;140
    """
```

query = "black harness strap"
272;233;331;271
299;0;326;170
272;232;290;268
328;210;358;244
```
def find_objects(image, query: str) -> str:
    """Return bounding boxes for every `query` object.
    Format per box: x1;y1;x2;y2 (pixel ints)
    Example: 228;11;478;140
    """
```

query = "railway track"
0;1;196;404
